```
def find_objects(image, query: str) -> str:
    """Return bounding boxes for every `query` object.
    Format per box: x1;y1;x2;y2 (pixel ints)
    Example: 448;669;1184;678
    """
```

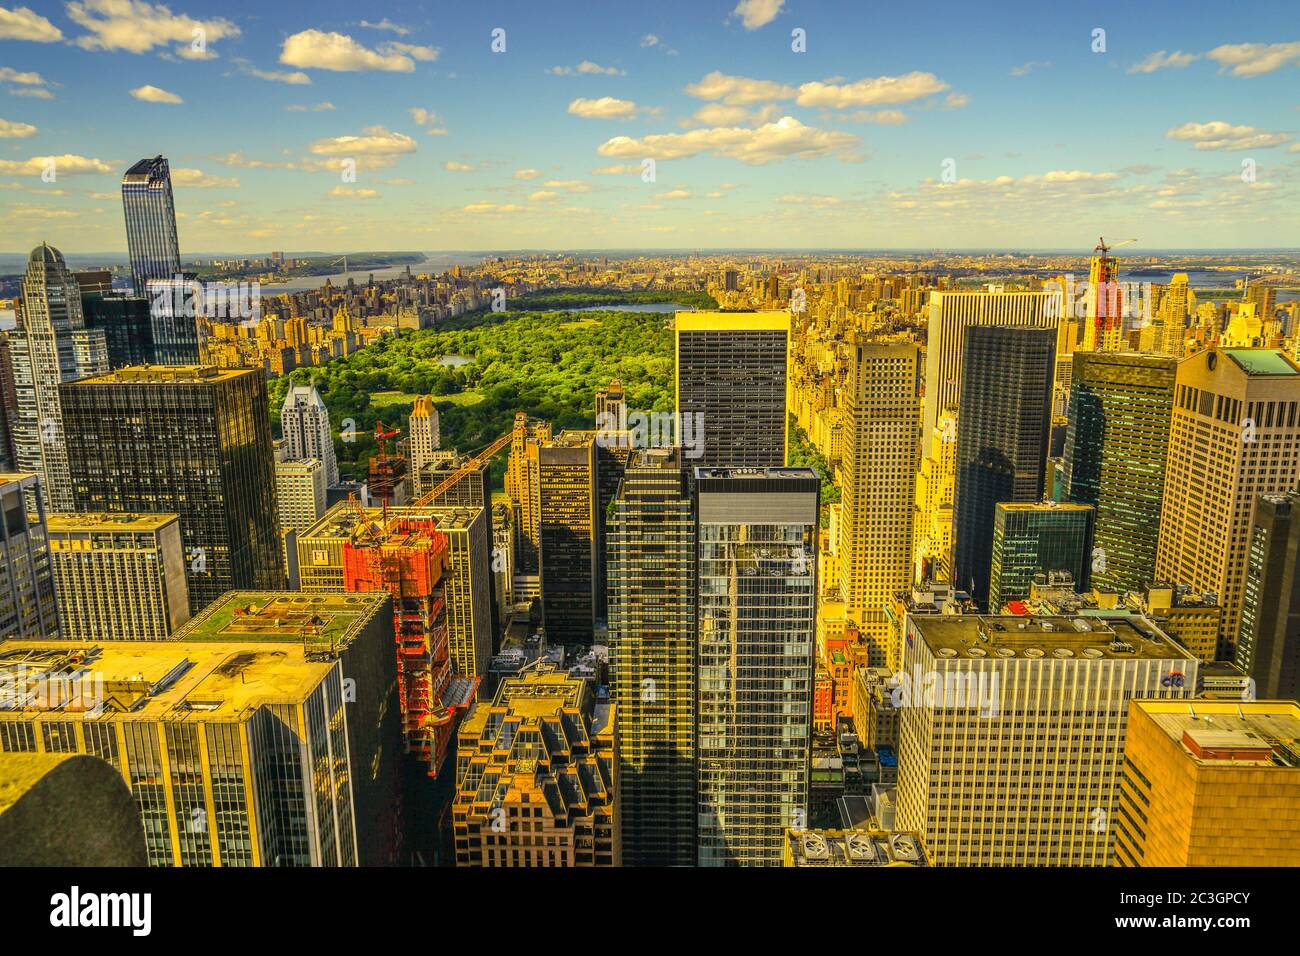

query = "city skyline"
0;0;1298;252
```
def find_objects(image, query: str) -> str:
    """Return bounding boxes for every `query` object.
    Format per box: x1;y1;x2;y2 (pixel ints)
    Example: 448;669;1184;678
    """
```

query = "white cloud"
543;179;592;192
1128;50;1199;74
464;201;522;213
943;92;970;110
513;168;541;180
686;71;795;105
285;102;335;112
0;116;36;137
281;29;418;72
528;190;558;201
358;19;408;35
67;0;238;56
640;34;660;48
130;84;183;104
171;167;238;188
591;163;640;175
0;153;113;175
569;96;638;119
796;72;949;108
686;103;781;127
1206;41;1300;77
309;126;417;157
0;5;62;42
548;60;624;76
1166;120;1291;150
0;66;48;85
329;185;379;198
731;0;784;30
383;41;438;62
7;87;52;98
656;188;692;199
1010;61;1051;77
246;66;311;85
845;109;908;125
408;107;448;134
444;161;474;172
598;116;859;165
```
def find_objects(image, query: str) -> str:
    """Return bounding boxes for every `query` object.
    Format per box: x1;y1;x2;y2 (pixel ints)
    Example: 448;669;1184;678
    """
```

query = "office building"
988;502;1095;612
607;447;696;866
407;395;440;496
9;244;109;510
695;466;819;866
538;430;598;644
0;335;17;472
79;287;154;368
275;458;326;587
1115;699;1300;866
122;156;181;297
912;409;957;586
280;384;340;487
952;326;1056;607
61;365;284;612
1237;492;1300;700
838;339;920;642
0;472;58;639
505;413;550;576
1155;348;1300;658
675;311;789;468
895;614;1197;866
452;669;619;866
45;512;189;640
1064;352;1176;594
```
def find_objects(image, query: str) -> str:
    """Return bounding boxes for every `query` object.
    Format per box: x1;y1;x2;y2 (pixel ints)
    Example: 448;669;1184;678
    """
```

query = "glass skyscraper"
122;156;181;296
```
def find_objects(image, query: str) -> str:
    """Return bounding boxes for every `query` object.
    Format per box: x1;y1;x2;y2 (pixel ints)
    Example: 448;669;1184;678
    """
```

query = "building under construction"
341;514;478;778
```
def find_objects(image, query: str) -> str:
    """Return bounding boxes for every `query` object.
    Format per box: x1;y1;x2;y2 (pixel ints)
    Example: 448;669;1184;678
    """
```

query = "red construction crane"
374;420;401;458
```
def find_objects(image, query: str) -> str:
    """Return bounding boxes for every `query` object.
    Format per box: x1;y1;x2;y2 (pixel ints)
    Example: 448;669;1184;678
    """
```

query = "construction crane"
1094;236;1137;257
414;429;516;506
373;420;400;458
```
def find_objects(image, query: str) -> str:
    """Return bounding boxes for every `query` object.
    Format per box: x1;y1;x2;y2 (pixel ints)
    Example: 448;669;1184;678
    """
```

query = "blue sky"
1;0;1298;252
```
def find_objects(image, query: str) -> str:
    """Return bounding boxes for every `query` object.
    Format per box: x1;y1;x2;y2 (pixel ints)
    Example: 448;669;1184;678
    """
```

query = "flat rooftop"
302;502;483;541
784;829;929;867
172;591;388;647
45;512;180;533
1134;700;1300;768
1223;348;1299;376
694;466;819;482
0;640;335;721
675;309;790;332
67;365;256;386
910;614;1195;661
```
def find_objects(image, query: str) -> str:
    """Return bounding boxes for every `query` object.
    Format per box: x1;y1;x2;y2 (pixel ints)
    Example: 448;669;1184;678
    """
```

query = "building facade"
0;472;58;639
122;156;181;297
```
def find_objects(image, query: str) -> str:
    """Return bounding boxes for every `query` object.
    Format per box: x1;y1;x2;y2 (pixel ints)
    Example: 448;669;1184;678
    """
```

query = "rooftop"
67;365;253;386
784;829;929;867
171;591;389;650
45;512;180;533
909;614;1195;662
1223;348;1299;376
1133;699;1300;769
675;309;791;332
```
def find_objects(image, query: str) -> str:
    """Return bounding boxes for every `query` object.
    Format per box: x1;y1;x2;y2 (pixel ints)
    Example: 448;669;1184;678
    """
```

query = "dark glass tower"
952;325;1055;607
989;502;1095;611
608;447;696;866
1063;352;1176;593
1237;491;1300;701
60;365;284;613
122;156;181;296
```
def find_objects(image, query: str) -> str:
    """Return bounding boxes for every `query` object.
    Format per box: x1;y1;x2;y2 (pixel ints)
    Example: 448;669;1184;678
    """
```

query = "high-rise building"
9;244;109;510
0;602;401;866
122;156;181;297
297;502;495;683
1159;274;1194;358
452;669;619;866
280;384;339;487
988;502;1095;612
1237;492;1300;701
675;311;789;468
921;289;1056;459
694;466;818;866
895;614;1197;866
538;430;598;644
1115;699;1300;866
607;447;696;866
45;512;189;640
406;396;440;497
505;413;550;576
341;513;478;777
0;472;58;639
912;409;958;586
1064;352;1176;594
1155;348;1300;658
838;339;920;644
274;457;326;587
61;365;284;612
952;326;1056;607
79;285;154;368
0;335;17;472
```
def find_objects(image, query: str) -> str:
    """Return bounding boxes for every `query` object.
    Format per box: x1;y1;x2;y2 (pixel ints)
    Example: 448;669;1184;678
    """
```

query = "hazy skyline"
2;0;1298;252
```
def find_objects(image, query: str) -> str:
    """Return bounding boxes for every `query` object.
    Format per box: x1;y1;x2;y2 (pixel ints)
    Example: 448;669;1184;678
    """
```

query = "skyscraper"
406;395;440;496
0;336;20;472
675;311;789;468
538;430;598;644
61;365;284;612
452;670;619;866
274;457;326;588
280;384;340;486
838;339;920;648
0;472;58;639
45;512;189;640
9;244;108;511
895;614;1197;866
1064;352;1176;594
608;447;696;866
952;325;1056;607
121;156;181;297
1115;699;1300;866
988;502;1094;612
694;466;818;866
1236;491;1300;701
1155;348;1300;658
